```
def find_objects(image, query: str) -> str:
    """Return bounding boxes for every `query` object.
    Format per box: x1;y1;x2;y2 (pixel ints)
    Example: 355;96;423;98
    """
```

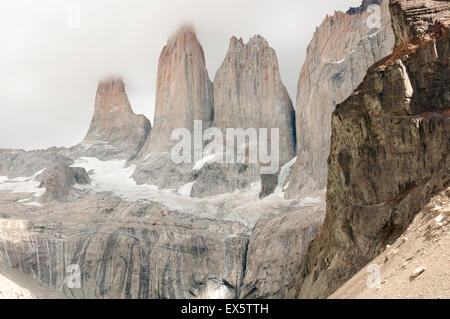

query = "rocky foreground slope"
331;187;450;299
291;0;450;299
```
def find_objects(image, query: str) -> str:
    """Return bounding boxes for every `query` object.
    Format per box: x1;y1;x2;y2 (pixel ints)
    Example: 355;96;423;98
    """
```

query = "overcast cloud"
0;0;361;150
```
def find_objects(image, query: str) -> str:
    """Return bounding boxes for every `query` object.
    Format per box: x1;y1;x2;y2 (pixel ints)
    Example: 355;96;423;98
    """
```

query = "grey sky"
0;0;361;150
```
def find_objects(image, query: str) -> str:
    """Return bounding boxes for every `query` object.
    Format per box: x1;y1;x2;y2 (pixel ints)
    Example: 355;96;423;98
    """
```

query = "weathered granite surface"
191;35;296;198
0;193;250;299
286;0;395;198
132;25;214;188
240;206;325;299
291;0;450;298
74;79;151;161
0;148;72;179
36;165;90;201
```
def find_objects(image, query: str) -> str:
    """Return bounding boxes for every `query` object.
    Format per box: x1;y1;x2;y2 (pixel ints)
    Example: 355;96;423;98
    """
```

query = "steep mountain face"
0;187;324;299
132;25;214;188
0;264;65;299
213;36;295;165
80;79;151;160
191;35;296;198
0;195;250;299
0;79;151;181
239;205;324;299
291;0;450;299
286;0;395;198
147;25;214;152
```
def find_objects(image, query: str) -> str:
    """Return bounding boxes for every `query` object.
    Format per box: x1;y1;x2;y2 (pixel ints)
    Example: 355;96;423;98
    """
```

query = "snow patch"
24;202;43;207
274;157;297;195
178;181;195;197
192;153;222;171
69;157;323;227
0;169;46;197
332;58;345;64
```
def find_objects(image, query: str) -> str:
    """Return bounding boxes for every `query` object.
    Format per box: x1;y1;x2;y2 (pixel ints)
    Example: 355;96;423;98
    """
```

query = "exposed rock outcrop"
286;0;395;198
291;0;450;298
0;195;249;299
330;187;450;299
0;80;151;180
239;207;324;299
143;25;214;153
190;163;252;198
0;148;72;179
213;35;295;165
191;35;296;198
133;25;214;188
77;79;151;160
37;165;90;201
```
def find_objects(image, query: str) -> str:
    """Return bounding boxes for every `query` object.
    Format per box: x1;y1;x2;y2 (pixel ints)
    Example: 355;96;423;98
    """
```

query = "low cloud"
0;0;361;150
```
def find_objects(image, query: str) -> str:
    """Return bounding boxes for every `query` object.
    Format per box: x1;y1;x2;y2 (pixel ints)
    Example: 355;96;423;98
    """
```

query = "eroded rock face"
78;79;151;160
239;207;324;299
286;0;395;198
37;165;90;201
390;0;450;47
0;195;249;299
140;25;213;155
190;163;252;199
0;148;72;179
191;36;296;198
291;0;450;298
133;25;214;188
213;35;295;165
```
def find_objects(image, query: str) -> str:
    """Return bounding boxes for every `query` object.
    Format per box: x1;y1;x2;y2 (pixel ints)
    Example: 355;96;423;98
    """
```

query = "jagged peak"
226;34;272;54
229;36;244;48
247;34;269;46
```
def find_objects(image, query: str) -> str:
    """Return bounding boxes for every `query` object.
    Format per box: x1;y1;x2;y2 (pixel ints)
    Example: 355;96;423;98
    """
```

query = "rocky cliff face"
191;35;296;198
286;0;395;198
140;25;213;155
79;79;151;160
239;206;324;299
132;25;214;188
36;165;90;201
0;195;250;299
291;0;450;298
213;36;295;164
0;147;325;299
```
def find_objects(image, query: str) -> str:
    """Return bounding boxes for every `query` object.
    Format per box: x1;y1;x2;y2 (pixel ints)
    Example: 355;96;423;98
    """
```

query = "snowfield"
0;170;46;198
70;157;323;227
0;156;323;228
